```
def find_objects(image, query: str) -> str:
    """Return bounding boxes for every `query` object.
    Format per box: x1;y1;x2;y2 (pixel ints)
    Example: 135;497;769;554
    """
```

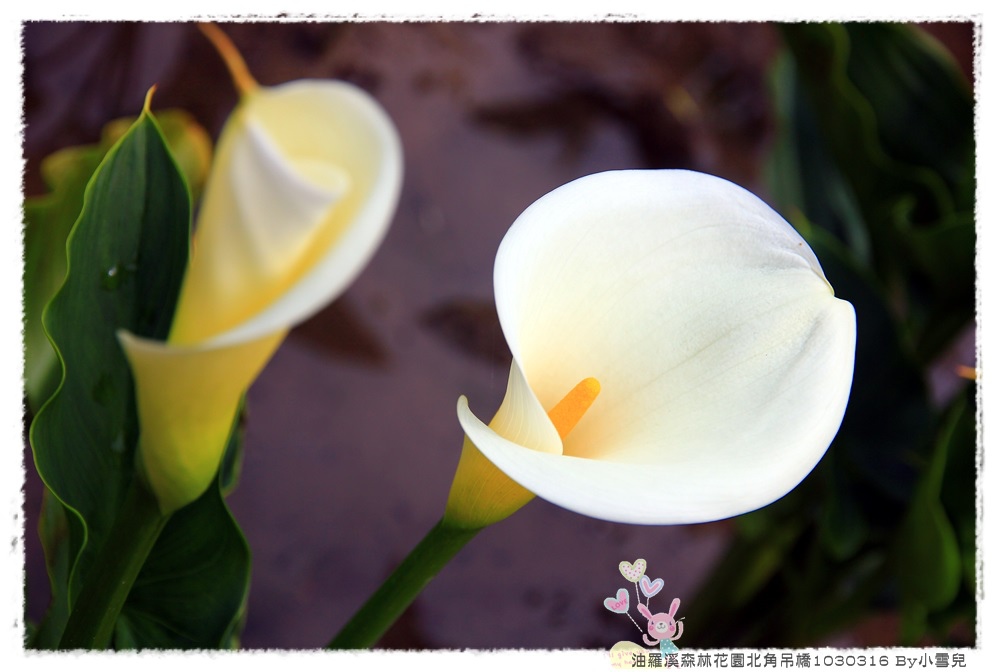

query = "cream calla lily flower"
119;51;402;513
445;170;855;528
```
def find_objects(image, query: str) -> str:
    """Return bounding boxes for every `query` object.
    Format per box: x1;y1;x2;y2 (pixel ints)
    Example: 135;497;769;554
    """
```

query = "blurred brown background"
21;21;974;649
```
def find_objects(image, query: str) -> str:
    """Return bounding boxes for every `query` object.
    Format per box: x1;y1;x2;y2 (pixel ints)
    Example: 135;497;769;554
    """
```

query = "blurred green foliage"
26;104;250;649
686;23;976;647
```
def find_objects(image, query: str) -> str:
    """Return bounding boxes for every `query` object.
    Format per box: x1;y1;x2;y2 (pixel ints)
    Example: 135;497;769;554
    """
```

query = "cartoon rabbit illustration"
604;559;686;658
637;597;683;654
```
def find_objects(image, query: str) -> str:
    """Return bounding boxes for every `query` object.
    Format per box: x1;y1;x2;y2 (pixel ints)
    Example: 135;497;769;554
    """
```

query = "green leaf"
115;484;249;649
895;498;961;611
939;390;978;597
892;392;968;619
28;101;247;649
102;110;212;204
23;110;212;412
31;101;191;608
779;23;973;228
836;24;973;197
766;50;872;266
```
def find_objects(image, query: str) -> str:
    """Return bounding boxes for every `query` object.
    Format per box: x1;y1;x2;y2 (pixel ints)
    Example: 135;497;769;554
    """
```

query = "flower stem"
198;23;259;96
326;518;480;649
58;477;170;650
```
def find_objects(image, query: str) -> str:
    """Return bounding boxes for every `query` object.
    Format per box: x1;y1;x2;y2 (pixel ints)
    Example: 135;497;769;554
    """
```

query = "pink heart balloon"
603;588;630;614
640;575;664;598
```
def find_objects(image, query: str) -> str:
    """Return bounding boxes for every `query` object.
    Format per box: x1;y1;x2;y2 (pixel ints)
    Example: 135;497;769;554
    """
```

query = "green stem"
58;477;169;650
327;518;480;649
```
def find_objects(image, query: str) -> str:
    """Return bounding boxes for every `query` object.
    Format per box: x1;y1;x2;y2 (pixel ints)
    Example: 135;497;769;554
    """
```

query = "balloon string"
626;611;643;634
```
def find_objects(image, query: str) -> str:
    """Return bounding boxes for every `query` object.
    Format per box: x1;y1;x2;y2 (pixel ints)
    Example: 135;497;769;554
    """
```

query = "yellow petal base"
443;435;536;529
119;329;285;514
444;376;600;529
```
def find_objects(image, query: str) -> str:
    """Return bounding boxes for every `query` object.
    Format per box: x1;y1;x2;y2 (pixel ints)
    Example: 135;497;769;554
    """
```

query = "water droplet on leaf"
102;265;122;290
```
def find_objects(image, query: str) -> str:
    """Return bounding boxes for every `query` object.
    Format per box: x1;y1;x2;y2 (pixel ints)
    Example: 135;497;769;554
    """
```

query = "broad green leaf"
103;111;212;203
30;102;191;607
937;388;977;599
899;601;929;646
779;23;973;230
893;392;968;617
942;399;978;598
766;51;871;266
115;485;249;649
839;24;973;195
28;101;247;649
23;110;212;412
895;497;961;611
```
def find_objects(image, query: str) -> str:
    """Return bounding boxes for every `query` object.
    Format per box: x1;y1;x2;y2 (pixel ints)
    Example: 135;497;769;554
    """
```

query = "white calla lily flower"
446;170;855;527
119;40;403;513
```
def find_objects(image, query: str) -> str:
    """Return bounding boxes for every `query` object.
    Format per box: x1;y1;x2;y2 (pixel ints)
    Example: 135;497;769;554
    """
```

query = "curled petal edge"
171;80;404;347
213;83;403;347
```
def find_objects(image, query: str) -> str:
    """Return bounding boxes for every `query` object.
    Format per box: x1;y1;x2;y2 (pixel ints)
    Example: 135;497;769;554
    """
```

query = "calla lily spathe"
446;170;856;527
120;80;403;513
